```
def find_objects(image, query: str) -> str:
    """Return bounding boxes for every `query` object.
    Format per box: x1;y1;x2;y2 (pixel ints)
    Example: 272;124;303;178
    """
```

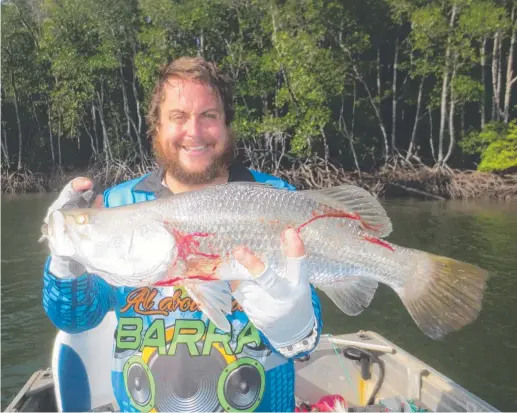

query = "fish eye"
75;213;89;225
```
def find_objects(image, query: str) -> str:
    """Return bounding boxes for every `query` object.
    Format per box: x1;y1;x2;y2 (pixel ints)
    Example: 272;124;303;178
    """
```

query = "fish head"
44;207;178;286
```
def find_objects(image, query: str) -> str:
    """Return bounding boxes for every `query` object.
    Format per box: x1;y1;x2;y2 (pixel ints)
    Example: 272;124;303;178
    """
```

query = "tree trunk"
406;77;424;160
377;48;381;97
491;31;502;121
14;98;23;170
438;3;457;164
443;64;457;164
97;89;112;162
429;109;436;162
461;106;465;138
10;71;23;170
350;81;361;176
2;124;10;167
121;64;143;160
81;115;97;158
339;81;361;177
47;100;55;165
92;103;100;154
57;112;62;165
131;48;144;159
480;36;487;129
132;77;143;136
504;4;516;123
496;31;503;119
391;37;399;154
119;62;133;142
198;30;205;57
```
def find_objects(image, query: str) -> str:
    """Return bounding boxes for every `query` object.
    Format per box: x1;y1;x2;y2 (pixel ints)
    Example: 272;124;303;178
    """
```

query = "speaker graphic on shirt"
217;357;265;411
123;356;156;412
123;337;266;411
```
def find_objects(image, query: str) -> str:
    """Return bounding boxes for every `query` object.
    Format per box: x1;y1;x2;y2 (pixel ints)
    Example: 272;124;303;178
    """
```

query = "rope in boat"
326;334;360;402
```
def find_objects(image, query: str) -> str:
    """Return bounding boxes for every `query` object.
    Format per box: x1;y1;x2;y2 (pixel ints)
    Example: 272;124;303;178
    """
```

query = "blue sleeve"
42;257;117;334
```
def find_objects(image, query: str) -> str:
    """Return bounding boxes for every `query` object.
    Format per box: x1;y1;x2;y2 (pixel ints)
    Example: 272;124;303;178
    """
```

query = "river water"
1;193;516;411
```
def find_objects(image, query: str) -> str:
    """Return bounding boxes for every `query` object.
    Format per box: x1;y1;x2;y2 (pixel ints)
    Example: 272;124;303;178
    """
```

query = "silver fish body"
43;182;489;340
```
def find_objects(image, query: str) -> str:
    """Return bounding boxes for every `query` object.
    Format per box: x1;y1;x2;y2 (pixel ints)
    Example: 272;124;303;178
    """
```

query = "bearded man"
42;56;322;412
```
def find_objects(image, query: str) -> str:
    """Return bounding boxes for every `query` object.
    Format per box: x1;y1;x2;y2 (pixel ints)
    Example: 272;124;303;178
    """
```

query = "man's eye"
204;113;217;119
170;113;186;121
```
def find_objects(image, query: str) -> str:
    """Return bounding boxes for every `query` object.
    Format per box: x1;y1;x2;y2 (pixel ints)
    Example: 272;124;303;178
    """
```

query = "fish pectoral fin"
185;282;232;332
302;184;392;238
316;277;379;316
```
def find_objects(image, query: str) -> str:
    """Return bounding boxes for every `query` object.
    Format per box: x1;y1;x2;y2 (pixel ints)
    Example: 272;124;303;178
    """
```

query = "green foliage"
460;121;517;172
1;2;40;103
453;74;483;105
1;0;516;174
478;121;517;172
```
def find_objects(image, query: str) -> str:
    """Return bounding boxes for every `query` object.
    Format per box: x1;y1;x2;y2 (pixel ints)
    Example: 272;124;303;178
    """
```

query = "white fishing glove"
225;229;317;357
43;177;98;279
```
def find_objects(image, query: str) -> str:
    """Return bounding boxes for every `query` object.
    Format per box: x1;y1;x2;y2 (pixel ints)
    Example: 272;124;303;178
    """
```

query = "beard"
153;130;236;185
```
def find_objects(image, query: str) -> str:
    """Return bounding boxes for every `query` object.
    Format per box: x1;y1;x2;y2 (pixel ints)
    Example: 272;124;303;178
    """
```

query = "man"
43;56;322;412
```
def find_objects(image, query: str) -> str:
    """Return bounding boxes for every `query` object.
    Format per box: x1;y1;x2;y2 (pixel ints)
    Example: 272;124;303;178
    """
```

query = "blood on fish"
297;210;362;233
298;208;383;233
360;234;395;251
189;274;219;282
157;223;222;285
154;273;218;287
163;222;220;261
154;276;183;287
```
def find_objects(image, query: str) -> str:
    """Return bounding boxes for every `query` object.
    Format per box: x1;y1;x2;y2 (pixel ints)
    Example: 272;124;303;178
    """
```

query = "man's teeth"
184;146;206;151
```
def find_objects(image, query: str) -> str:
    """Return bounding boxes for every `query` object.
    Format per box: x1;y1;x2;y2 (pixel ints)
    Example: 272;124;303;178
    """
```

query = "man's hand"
44;177;102;224
44;177;102;279
228;228;316;353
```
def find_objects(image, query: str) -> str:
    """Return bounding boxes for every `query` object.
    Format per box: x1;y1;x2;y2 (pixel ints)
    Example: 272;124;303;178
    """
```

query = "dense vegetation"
1;0;516;197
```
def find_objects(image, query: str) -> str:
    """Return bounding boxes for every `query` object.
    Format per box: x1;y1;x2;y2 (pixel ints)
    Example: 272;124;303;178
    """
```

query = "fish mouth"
40;211;77;256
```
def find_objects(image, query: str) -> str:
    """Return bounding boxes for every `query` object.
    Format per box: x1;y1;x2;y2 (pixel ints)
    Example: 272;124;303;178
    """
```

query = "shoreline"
2;160;516;200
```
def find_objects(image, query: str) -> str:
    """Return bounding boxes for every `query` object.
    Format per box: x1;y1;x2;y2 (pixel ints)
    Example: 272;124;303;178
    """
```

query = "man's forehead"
163;77;222;108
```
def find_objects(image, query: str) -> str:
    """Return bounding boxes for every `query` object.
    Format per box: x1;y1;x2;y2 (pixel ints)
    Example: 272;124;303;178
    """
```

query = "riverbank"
2;158;517;200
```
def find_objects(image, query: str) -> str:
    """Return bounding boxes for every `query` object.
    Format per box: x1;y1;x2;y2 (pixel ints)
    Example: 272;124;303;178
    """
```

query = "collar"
133;161;255;197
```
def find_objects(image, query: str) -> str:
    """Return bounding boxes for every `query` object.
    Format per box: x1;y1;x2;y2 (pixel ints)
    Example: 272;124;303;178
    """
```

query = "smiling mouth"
182;145;213;152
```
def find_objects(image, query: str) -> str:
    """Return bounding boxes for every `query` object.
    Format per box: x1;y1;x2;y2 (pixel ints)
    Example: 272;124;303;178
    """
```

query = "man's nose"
185;115;202;137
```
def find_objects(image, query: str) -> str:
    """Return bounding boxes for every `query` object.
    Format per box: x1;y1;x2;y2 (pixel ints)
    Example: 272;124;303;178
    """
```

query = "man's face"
153;77;234;184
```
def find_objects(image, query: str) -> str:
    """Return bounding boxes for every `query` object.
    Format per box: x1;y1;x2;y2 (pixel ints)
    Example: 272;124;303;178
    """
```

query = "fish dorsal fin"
302;184;392;238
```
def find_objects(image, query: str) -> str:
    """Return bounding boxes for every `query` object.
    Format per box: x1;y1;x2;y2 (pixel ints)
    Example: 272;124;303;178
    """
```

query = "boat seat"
51;311;119;412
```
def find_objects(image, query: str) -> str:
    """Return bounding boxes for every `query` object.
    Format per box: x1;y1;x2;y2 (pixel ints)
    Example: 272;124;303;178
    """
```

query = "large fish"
41;182;489;339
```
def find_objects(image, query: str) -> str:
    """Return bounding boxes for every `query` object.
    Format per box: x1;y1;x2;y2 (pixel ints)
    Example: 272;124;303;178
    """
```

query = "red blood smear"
296;210;393;252
361;235;395;251
296;211;362;233
153;274;218;287
170;228;220;261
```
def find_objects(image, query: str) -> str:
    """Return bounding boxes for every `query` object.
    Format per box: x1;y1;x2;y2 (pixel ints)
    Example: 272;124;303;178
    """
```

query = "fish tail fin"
395;251;489;340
